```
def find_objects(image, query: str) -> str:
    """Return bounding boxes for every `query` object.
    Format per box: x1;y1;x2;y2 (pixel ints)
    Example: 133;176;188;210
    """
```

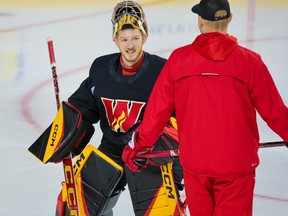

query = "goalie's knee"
101;189;121;216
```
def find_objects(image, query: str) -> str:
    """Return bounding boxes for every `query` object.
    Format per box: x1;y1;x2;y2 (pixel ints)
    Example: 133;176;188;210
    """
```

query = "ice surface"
0;2;288;215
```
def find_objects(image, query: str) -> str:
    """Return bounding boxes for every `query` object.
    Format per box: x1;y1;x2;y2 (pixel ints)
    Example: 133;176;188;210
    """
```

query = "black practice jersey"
68;52;166;155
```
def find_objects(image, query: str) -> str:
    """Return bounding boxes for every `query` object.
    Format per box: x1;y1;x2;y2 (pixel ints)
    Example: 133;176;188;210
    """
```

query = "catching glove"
122;122;180;171
148;125;179;166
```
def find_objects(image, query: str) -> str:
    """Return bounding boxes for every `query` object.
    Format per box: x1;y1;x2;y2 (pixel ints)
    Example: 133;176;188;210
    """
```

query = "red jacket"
137;32;288;177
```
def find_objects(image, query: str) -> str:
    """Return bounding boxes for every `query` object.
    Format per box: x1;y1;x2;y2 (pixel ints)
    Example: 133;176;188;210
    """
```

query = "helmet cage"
112;1;148;37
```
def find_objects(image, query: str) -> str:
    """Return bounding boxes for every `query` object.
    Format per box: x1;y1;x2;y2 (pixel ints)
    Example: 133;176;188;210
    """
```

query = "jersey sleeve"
68;76;100;124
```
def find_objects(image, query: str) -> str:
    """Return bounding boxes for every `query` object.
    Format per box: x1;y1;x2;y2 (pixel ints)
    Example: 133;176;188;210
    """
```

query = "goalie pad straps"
28;101;95;163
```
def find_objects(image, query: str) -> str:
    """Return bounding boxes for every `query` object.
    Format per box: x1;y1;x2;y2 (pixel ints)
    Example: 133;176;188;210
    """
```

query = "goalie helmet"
112;0;148;37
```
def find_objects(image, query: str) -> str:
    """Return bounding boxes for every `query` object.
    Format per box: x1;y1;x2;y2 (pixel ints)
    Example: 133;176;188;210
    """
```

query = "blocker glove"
122;125;152;172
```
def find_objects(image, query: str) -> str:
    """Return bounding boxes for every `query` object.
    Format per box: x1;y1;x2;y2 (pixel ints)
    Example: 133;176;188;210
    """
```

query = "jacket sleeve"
249;56;288;141
137;58;176;148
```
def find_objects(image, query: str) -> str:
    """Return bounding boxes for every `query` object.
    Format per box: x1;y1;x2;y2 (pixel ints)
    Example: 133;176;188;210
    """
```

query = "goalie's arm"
28;101;95;163
68;67;100;124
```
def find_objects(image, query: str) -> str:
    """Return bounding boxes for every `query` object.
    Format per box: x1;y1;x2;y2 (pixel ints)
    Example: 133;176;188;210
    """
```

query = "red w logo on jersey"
101;97;145;132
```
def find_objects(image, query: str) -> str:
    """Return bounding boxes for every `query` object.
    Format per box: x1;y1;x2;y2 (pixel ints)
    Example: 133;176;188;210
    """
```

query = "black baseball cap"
191;0;231;21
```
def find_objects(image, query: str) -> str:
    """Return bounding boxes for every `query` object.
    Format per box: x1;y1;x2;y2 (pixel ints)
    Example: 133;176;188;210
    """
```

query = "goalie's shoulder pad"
28;101;94;163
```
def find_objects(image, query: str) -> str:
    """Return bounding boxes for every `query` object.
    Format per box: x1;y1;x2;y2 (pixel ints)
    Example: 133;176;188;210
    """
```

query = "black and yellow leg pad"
55;144;123;216
125;163;182;216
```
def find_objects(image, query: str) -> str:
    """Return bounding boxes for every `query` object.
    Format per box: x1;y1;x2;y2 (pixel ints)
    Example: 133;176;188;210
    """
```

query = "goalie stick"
47;38;80;216
137;141;288;159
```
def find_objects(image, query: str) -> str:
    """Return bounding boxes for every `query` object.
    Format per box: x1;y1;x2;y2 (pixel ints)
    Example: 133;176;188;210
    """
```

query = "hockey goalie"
29;101;186;215
28;0;186;215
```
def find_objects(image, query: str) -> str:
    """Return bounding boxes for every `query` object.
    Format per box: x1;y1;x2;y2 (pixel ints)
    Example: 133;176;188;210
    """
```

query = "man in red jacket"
122;0;288;215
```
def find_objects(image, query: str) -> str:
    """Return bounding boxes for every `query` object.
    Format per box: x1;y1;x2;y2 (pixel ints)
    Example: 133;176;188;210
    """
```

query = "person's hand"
122;131;151;172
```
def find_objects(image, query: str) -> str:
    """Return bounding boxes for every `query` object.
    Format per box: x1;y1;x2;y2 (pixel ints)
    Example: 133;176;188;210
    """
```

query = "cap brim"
191;4;200;14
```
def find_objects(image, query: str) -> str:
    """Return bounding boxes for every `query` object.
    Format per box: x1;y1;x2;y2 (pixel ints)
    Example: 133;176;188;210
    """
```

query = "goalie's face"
114;28;147;67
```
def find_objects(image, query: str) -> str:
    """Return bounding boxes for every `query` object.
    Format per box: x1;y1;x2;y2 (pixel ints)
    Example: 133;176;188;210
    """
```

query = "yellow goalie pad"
56;144;123;216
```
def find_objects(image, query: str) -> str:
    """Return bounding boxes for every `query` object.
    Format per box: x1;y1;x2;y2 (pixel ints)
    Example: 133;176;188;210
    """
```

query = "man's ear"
198;16;205;33
113;37;119;48
142;35;148;45
228;12;233;23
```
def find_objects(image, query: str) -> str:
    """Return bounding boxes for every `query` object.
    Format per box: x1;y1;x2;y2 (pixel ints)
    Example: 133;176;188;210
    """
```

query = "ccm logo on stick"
64;165;78;216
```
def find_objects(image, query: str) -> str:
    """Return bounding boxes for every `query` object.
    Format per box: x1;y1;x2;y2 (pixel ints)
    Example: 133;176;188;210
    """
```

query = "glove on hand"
122;129;152;172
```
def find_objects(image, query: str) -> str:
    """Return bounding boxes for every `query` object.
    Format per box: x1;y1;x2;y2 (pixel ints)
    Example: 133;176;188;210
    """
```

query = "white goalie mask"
112;0;148;38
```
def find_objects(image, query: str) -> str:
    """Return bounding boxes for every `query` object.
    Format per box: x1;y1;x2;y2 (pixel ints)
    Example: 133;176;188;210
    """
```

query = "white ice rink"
0;1;288;215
